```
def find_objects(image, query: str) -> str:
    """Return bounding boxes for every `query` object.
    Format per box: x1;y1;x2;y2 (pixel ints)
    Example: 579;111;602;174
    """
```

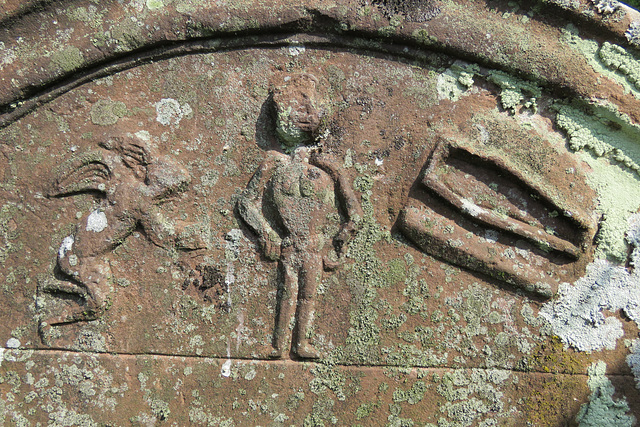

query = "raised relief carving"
38;131;205;332
237;74;362;359
398;138;597;297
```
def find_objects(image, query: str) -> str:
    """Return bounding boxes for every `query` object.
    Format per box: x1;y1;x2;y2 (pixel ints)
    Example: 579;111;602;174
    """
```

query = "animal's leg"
45;212;132;326
42;257;113;326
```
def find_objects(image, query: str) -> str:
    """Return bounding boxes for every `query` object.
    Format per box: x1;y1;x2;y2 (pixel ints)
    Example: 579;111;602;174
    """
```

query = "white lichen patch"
155;98;191;126
58;235;74;258
288;45;306;56
591;0;621;14
626;20;640;48
221;359;232;377
460;198;484;217
6;338;20;349
86;209;108;233
540;214;640;352
576;361;635;426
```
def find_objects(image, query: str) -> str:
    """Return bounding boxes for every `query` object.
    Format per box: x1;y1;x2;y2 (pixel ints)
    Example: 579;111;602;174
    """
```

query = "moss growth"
521;335;584;374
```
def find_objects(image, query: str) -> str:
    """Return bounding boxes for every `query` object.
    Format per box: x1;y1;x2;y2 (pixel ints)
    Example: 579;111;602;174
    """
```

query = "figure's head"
272;73;326;151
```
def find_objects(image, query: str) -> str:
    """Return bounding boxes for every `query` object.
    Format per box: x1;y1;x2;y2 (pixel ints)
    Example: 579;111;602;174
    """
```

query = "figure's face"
273;74;322;150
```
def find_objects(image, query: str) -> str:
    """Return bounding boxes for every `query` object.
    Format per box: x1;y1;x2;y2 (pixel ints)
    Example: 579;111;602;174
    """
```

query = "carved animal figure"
41;131;203;328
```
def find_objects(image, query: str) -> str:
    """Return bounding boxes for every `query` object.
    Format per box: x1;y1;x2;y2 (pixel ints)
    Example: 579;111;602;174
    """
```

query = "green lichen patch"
555;104;640;173
487;70;541;114
561;24;640;98
435;368;515;426
554;103;640;261
599;42;640;91
0;203;22;264
90;99;128;126
436;61;479;102
50;46;84;73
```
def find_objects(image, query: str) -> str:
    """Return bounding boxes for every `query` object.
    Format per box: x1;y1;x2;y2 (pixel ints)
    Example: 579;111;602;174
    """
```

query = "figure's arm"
310;151;363;247
236;153;284;261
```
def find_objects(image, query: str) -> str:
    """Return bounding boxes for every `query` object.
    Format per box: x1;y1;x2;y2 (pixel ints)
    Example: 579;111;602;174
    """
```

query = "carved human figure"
41;130;205;328
237;74;362;359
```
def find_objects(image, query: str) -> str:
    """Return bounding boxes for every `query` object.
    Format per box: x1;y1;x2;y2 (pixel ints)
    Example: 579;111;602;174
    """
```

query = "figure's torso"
270;154;337;241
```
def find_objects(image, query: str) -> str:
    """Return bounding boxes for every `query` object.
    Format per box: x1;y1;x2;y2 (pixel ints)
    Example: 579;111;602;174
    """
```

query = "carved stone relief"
1;0;640;424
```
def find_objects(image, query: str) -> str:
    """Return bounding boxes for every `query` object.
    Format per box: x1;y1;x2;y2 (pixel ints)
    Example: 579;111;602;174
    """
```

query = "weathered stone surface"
1;0;640;425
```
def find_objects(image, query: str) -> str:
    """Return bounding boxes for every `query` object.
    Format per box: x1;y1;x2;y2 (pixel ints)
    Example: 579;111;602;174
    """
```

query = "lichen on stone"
436;61;479;101
591;0;622;14
553;103;640;261
627;339;640;390
554;104;640;172
575;361;635;426
487;70;541;114
90;99;128;126
50;46;84;73
540;213;640;352
599;42;640;91
436;368;513;426
626;20;640;47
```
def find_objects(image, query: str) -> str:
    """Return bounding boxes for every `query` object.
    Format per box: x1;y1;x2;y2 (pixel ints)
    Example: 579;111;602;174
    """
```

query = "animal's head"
100;131;191;199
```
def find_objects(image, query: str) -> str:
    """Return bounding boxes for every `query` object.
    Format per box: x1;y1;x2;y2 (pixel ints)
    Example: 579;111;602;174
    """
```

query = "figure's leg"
271;254;299;358
294;255;323;359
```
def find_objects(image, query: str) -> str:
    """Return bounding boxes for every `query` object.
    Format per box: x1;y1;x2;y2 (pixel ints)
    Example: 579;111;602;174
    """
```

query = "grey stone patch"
371;0;441;22
540;213;640;352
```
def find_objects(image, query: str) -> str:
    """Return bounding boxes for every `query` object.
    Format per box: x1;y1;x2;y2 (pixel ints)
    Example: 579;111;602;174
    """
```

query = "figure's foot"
295;342;320;359
322;256;340;271
269;347;282;359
